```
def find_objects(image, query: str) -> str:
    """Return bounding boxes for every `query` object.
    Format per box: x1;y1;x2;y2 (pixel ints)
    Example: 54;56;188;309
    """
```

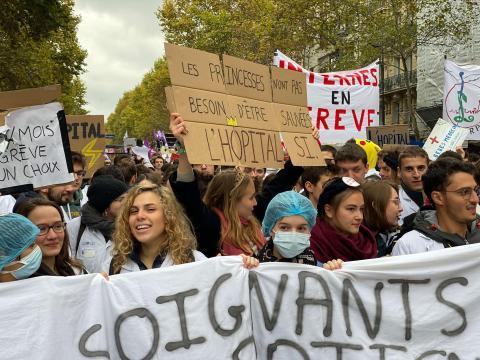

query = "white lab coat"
398;187;420;225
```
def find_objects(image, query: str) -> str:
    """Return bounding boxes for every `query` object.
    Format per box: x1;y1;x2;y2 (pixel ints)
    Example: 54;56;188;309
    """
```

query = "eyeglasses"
443;186;480;200
37;222;65;236
74;170;86;177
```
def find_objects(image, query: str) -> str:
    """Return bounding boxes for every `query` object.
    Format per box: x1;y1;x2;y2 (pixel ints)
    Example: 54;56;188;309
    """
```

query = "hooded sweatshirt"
392;210;480;256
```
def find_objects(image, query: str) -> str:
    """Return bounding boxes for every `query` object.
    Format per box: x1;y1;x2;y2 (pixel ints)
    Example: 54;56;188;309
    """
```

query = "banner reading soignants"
1;246;480;359
443;60;480;140
274;50;380;144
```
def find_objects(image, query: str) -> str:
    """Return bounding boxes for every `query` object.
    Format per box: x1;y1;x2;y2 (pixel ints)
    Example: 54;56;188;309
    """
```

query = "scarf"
81;203;115;240
214;208;265;256
310;217;377;263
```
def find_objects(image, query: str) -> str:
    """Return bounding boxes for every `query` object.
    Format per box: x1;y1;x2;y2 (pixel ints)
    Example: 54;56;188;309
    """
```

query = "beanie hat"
0;213;39;270
87;175;128;213
317;177;361;216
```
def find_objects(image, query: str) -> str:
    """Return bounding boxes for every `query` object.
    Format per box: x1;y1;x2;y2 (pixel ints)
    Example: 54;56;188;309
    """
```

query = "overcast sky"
74;0;165;118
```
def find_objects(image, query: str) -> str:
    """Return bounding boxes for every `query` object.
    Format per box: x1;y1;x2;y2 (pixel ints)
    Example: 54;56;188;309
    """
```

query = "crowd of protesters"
1;112;479;283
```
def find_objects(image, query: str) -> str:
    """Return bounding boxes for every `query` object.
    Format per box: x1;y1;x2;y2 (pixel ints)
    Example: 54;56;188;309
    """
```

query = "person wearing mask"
0;213;42;282
258;191;318;265
301;166;336;209
62;151;87;221
310;177;377;263
67;176;128;273
15;198;84;276
168;113;305;257
393;158;480;255
397;146;429;224
362;181;403;257
334;143;369;184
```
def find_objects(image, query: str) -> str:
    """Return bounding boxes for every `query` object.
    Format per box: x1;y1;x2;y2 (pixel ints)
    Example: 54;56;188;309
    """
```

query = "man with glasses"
393;158;480;255
60;151;86;221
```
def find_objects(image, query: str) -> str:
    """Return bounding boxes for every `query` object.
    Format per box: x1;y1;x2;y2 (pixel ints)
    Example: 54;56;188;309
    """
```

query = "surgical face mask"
1;245;42;280
272;231;311;258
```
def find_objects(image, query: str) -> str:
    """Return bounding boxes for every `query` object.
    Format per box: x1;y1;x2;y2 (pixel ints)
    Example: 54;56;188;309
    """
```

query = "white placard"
423;118;469;160
0;246;479;359
274;50;380;144
0;102;74;190
443;59;480;140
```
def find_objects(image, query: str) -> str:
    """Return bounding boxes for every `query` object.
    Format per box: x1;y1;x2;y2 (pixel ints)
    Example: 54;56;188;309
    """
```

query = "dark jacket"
169;161;304;258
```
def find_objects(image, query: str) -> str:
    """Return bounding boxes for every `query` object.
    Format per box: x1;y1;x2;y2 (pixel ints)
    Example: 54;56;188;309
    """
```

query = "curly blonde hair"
203;170;262;255
111;184;197;274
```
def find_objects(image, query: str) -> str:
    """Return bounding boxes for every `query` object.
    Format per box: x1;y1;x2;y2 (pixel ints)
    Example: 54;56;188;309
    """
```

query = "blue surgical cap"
262;191;317;236
0;213;39;270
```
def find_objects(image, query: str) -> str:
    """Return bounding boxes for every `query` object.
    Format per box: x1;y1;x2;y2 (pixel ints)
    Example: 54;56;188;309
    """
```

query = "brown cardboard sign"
281;132;325;166
172;86;231;126
227;95;278;131
165;43;225;93
222;55;272;102
274;104;312;134
0;85;61;111
183;121;284;168
271;66;308;107
367;125;409;147
66;115;106;178
165;87;176;113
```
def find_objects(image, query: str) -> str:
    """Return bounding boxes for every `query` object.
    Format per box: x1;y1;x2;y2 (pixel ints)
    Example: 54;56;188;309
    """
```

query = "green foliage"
106;59;171;143
0;0;88;114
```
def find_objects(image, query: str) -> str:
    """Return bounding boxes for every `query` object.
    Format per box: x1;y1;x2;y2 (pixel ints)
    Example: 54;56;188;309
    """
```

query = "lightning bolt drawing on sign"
81;138;103;170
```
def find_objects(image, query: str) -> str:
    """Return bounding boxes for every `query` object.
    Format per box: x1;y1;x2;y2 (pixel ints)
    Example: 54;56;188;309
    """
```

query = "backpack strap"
74;222;87;257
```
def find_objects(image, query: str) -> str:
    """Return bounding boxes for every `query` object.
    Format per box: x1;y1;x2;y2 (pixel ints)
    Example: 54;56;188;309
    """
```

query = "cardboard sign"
281;132;326;166
271;66;308;106
183;121;284;168
171;86;231;126
0;85;61;113
165;43;225;93
227;95;277;130
274;50;379;144
274;103;313;134
0;102;74;193
367;125;409;147
66;115;106;178
443;60;480;140
222;54;272;102
423;118;470;160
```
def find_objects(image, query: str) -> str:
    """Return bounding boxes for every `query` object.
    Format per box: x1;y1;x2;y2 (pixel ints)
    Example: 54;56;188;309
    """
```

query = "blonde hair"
203;170;262;254
111;184;197;274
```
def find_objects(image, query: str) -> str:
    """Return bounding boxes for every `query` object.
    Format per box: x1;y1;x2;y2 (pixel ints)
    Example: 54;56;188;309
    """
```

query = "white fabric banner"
0;102;74;190
273;51;379;144
444;59;480;140
1;246;480;359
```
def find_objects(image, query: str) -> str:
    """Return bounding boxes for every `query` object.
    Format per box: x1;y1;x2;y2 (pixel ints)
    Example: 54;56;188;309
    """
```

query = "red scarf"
310;217;377;263
213;208;265;256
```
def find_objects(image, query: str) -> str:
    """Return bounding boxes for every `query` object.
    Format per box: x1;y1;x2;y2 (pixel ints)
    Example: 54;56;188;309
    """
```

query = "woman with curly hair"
15;198;85;276
105;184;207;275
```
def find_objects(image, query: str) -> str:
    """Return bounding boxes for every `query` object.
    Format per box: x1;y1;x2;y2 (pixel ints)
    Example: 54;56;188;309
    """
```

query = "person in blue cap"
0;213;42;282
259;191;343;269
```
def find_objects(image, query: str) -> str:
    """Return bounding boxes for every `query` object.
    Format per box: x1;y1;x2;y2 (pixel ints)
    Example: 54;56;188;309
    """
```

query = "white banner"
1;246;480;359
0;102;74;191
423;118;470;160
444;59;480;140
273;51;380;144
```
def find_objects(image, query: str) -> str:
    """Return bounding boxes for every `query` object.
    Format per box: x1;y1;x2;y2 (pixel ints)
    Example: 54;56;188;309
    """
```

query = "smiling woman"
14;198;85;276
106;184;206;275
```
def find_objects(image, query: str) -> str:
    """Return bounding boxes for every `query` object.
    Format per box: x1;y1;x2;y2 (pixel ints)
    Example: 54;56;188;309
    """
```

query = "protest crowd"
2;109;478;278
1;42;480;359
